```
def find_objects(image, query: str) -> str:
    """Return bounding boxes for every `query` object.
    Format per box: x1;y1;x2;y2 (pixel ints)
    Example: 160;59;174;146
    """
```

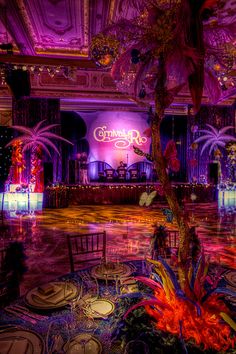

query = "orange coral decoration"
147;289;234;351
125;256;236;352
10;141;25;184
30;146;44;192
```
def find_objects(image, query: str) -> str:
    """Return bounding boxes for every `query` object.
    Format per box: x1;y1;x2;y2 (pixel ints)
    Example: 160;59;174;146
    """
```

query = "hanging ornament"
90;34;120;68
190;142;198;150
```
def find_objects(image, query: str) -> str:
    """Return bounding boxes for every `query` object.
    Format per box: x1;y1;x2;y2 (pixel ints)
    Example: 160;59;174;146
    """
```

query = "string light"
0;63;79;83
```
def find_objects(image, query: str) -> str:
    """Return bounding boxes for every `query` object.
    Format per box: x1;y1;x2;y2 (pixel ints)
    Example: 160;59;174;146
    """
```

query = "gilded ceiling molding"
33;71;116;92
101;74;116;89
16;0;87;57
35;47;88;57
37;72;89;88
83;0;89;49
16;0;37;46
38;0;73;35
108;0;117;24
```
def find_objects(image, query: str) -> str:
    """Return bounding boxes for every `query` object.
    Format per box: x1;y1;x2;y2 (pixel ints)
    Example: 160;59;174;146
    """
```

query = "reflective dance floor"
0;202;235;295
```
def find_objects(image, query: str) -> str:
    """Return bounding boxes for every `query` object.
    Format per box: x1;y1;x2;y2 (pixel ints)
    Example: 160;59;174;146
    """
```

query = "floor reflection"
0;202;235;295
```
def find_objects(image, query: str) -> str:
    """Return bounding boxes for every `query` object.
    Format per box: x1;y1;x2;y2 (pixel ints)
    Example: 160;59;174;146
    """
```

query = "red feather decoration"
163;140;180;172
200;0;218;13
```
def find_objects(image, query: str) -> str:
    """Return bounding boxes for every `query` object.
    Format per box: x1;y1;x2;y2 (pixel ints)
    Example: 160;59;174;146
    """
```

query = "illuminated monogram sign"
93;126;147;149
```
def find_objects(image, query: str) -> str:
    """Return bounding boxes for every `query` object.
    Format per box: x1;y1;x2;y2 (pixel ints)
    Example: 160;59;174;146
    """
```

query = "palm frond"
32;142;52;158
197;129;216;135
5;137;23;148
33;119;48;133
219;126;235;135
194;135;214;144
9;120;73;159
22;142;37;153
208;143;218;155
39;132;73;145
200;138;217;155
36;137;60;155
194;123;236;156
206;124;219;135
36;123;60;134
218;135;236;142
10;125;34;136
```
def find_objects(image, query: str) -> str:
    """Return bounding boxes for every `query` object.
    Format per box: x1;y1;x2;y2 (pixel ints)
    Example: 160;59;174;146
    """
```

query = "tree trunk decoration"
30;145;44;192
95;0;236;289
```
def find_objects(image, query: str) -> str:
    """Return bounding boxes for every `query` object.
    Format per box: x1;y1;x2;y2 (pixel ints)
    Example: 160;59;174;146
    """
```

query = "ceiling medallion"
90;34;119;68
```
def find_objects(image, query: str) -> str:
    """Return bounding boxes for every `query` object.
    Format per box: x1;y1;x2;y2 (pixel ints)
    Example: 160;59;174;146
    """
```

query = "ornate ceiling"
0;0;235;113
0;0;116;57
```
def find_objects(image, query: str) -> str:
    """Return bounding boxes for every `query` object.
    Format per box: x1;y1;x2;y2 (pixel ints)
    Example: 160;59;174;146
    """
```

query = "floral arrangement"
123;255;235;353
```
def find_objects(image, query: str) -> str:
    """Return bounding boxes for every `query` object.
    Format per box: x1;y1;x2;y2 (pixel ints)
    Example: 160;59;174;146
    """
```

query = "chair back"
105;169;115;182
129;169;138;181
153;230;179;260
67;231;107;272
166;230;179;248
117;168;126;181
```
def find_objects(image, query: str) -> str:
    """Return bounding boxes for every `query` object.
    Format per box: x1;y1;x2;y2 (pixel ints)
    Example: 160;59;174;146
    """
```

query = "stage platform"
43;183;217;208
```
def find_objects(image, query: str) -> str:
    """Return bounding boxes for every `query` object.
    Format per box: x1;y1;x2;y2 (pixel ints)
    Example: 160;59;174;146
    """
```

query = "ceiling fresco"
0;0;117;58
0;0;235;107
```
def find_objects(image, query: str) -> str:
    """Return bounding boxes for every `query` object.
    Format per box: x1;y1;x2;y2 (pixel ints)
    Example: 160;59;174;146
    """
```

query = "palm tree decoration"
94;0;236;285
193;124;236;156
6;120;73;192
194;124;236;182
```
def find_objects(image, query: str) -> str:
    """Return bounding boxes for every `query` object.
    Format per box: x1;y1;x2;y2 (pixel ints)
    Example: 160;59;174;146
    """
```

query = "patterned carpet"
0;202;235;295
